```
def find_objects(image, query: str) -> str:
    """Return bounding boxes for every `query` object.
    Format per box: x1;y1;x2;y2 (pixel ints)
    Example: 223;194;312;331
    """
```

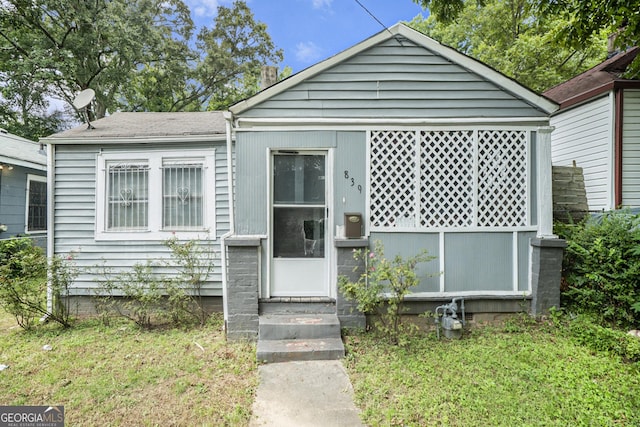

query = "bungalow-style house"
225;23;563;344
0;129;47;247
544;47;640;211
44;23;564;358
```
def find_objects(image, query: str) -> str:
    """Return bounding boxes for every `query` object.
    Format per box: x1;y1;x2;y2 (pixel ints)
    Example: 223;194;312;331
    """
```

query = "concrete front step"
259;299;336;315
259;314;341;341
257;338;345;363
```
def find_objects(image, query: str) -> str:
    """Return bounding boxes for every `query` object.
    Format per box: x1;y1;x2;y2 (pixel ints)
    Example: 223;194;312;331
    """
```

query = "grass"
0;310;257;426
3;308;640;427
343;317;640;427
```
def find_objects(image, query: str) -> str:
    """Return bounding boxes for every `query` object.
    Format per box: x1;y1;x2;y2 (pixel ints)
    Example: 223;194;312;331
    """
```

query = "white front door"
271;152;328;296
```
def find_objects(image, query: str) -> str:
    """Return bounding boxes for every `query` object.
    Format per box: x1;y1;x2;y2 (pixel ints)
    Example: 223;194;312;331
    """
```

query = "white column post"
536;126;556;238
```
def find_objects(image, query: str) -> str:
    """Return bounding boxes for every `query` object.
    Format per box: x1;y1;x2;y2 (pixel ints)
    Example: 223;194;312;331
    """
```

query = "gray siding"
334;132;367;230
366;231;532;294
241;37;548;119
235;131;337;235
369;232;440;293
0;165;46;238
53;142;229;296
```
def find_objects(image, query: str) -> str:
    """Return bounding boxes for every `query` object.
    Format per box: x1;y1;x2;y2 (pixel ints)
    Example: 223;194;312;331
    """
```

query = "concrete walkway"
249;360;364;427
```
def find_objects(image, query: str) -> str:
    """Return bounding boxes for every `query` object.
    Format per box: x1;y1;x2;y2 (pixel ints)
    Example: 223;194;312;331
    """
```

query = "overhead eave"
41;134;227;146
551;80;640;112
0;155;46;171
230;23;558;116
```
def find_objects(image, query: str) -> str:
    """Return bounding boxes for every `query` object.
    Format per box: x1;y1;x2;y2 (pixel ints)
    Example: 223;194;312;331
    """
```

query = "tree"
408;0;607;92
0;0;282;128
123;1;283;112
414;0;640;76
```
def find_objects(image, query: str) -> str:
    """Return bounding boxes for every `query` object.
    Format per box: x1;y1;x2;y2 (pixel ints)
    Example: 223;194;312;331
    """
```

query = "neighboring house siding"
622;89;640;207
551;94;612;211
242;37;548;119
54;142;229;296
0;165;46;242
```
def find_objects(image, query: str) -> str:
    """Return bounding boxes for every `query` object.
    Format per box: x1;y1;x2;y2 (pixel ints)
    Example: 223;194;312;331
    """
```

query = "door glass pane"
273;155;325;204
273;207;325;258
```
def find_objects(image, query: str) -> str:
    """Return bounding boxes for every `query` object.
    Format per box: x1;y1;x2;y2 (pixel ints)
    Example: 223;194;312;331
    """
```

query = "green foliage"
94;262;173;329
344;324;640;426
0;0;282;123
568;314;640;362
414;0;640;78
163;235;216;326
0;238;76;328
556;211;640;329
94;237;216;328
408;0;607;92
339;240;435;345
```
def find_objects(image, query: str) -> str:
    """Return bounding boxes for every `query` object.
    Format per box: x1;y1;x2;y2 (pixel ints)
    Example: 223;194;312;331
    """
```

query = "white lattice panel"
370;131;417;227
420;131;474;227
477;130;527;226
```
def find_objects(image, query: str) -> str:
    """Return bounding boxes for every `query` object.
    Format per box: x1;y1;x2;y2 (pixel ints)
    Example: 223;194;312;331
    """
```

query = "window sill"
95;230;216;242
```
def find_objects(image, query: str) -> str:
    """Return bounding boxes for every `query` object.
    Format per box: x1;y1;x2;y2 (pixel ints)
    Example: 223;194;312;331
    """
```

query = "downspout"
46;143;55;313
220;111;236;327
614;88;624;208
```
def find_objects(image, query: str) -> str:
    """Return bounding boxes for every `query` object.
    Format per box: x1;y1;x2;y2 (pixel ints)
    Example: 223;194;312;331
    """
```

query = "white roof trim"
42;134;227;145
234;116;550;128
229;23;558;116
0;155;47;171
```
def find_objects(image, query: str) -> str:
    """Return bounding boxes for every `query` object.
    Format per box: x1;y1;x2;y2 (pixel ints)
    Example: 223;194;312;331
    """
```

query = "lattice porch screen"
369;130;528;229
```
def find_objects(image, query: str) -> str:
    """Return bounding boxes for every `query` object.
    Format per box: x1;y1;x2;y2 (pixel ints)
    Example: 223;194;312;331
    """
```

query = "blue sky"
185;0;428;73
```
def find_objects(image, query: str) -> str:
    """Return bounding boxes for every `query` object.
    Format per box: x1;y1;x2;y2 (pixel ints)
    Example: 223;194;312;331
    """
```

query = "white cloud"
186;0;220;17
295;41;323;63
311;0;332;10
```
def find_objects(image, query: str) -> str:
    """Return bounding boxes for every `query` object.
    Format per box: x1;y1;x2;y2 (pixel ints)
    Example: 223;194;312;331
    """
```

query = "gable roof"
0;129;46;171
43;112;227;144
230;23;557;116
544;47;640;110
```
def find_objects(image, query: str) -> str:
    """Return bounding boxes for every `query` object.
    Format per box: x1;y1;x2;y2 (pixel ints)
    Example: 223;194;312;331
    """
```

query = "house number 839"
344;170;362;193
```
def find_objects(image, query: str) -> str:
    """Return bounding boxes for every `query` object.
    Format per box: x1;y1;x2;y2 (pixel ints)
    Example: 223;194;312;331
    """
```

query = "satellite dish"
72;88;96;129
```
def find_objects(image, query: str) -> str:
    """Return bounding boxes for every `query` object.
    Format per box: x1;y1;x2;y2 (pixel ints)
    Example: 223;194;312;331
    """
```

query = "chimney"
261;66;278;89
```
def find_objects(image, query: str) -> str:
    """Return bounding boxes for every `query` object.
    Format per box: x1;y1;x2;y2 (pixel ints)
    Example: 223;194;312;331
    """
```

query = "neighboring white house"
545;47;640;211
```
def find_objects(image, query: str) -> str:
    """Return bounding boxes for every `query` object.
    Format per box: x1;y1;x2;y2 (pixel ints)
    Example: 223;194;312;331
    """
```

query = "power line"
353;0;395;39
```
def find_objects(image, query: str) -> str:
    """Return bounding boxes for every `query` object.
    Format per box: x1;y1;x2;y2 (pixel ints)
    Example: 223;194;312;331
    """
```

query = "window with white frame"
26;174;47;233
96;150;215;240
369;130;529;230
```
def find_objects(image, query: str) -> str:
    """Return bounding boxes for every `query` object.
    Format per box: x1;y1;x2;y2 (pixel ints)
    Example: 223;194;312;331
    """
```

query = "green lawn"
344;319;640;426
2;309;639;427
0;311;257;426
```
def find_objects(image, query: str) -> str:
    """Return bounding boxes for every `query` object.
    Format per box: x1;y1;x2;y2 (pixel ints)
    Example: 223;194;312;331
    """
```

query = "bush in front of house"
0;238;76;328
556;210;640;329
339;240;435;345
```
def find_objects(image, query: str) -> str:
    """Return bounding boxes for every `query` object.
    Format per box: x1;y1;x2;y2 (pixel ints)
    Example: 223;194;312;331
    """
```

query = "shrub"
556;211;640;329
338;240;435;345
163;235;216;326
568;314;640;362
0;238;76;328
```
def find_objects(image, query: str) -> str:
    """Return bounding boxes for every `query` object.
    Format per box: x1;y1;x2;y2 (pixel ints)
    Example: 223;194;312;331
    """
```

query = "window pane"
273;155;325;204
107;164;148;230
27;180;47;231
163;164;203;229
273;206;325;258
